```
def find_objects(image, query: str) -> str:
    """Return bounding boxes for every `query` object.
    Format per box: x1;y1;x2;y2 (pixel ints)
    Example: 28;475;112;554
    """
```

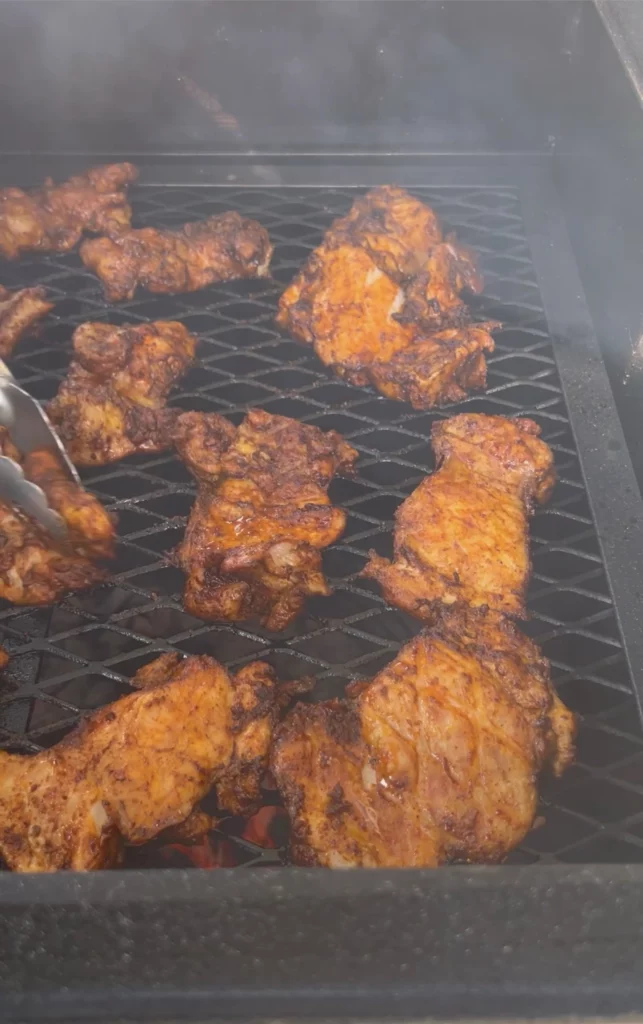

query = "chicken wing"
48;320;196;465
276;187;495;409
0;163;137;259
272;606;575;868
80;211;273;302
0;285;53;358
0;428;114;604
364;414;555;620
0;651;279;871
175;409;358;631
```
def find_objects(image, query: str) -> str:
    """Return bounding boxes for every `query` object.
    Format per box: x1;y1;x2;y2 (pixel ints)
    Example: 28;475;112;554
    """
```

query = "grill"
1;180;641;869
4;1;643;1017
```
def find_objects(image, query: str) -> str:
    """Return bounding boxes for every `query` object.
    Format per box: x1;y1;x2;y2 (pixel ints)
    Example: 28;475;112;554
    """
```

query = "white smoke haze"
0;0;574;154
0;0;638;469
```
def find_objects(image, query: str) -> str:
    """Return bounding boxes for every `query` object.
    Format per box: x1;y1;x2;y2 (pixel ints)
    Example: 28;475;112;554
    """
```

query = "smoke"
0;0;568;154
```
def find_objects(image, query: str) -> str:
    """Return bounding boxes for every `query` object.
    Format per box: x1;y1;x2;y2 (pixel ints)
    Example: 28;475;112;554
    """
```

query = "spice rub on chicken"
0;162;137;260
364;413;555;621
48;320;196;466
274;412;574;869
0;428;114;605
323;184;483;320
0;652;279;871
80;211;273;302
0;285;53;358
272;605;575;868
175;409;358;631
276;185;496;409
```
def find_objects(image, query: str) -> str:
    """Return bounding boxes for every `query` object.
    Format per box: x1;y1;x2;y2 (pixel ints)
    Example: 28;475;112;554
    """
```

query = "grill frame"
1;155;643;1018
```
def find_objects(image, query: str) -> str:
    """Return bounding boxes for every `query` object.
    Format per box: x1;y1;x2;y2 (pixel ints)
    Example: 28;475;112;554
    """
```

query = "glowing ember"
158;835;237;869
241;805;289;848
124;803;291;869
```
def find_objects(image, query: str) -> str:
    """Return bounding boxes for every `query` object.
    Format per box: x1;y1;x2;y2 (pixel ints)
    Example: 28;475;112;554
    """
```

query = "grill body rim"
0;154;643;1017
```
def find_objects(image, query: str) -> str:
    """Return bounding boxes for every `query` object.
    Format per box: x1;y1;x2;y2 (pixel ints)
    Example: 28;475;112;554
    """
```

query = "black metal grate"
0;183;641;867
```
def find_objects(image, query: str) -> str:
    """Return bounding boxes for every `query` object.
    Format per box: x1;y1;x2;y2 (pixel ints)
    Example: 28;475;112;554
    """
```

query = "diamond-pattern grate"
0;183;640;868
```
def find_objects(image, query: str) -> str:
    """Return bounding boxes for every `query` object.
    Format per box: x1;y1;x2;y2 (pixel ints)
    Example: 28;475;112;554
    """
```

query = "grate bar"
0;179;640;865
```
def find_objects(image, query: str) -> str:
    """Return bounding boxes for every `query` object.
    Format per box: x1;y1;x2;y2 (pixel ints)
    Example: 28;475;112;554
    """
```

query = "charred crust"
322;700;362;747
326;782;352;818
176;409;355;629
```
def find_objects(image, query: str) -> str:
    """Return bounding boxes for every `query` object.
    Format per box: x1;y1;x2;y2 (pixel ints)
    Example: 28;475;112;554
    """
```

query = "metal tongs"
0;360;77;544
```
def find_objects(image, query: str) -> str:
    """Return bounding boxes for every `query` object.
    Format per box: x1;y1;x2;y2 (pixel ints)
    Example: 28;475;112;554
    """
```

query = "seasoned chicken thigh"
0;652;278;871
81;212;272;302
364;414;555;620
0;163;137;259
48;320;196;465
175;409;357;631
273;607;575;868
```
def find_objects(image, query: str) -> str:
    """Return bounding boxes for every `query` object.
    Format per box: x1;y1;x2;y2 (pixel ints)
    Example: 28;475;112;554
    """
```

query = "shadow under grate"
0;183;641;868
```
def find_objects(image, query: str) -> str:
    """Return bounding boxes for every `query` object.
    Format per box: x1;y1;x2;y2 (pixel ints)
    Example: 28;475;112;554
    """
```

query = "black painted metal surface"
2;866;643;1022
0;181;641;872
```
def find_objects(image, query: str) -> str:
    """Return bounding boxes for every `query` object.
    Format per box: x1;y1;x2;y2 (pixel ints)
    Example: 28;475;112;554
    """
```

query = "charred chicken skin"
364;414;555;620
272;606;575;868
395;239;483;330
48;320;196;466
0;652;278;871
0;163;137;260
175;409;358;631
0;429;114;604
327;184;445;281
80;211;273;302
276;186;495;409
0;285;53;358
328;186;483;313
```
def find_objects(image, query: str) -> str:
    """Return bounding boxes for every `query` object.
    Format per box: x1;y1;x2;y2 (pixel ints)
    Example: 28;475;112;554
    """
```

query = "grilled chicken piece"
22;448;115;561
364;322;495;407
0;502;107;606
156;809;217;845
279;245;412;371
0;429;114;604
0;163;137;260
277;244;496;408
0;285;53;358
272;606;575;868
80;212;273;302
276;187;494;409
328;184;445;281
48;320;196;466
364;414;555;620
328;185;482;308
175;409;358;631
0;652;279;871
395;239;483;330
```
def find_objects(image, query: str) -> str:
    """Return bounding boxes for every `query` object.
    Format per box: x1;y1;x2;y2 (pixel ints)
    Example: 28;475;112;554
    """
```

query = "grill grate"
0;183;641;867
